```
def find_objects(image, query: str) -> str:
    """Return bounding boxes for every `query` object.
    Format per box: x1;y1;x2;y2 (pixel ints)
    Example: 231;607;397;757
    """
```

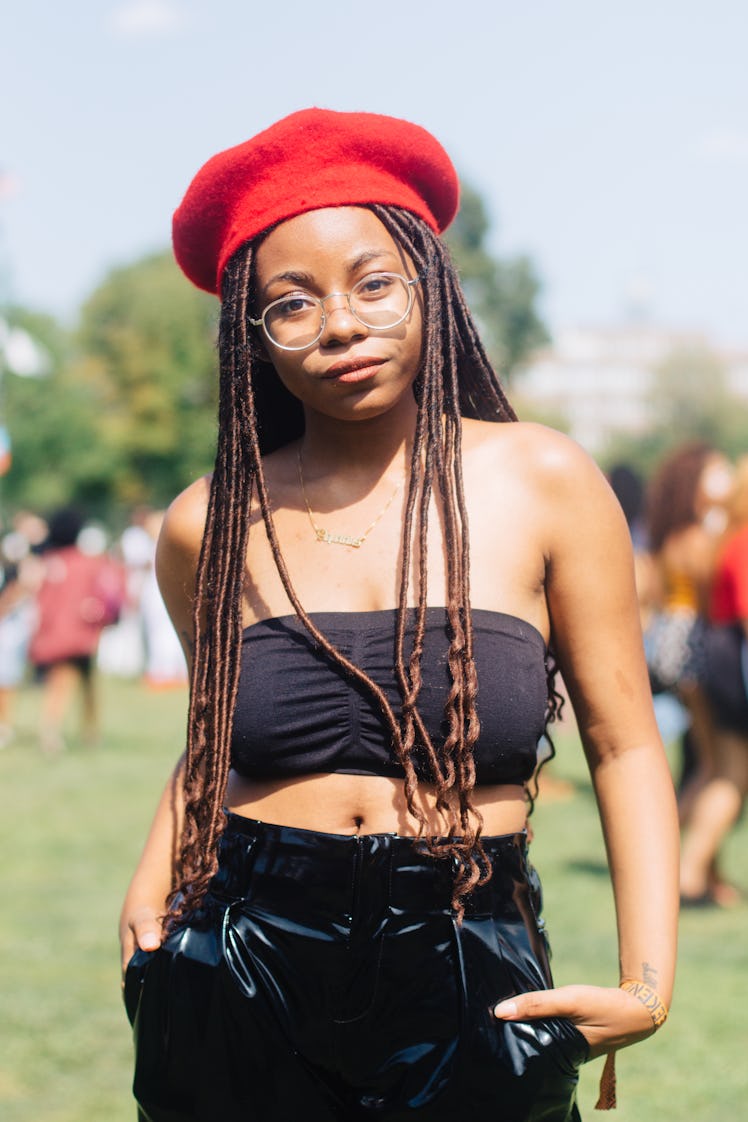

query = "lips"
321;357;387;383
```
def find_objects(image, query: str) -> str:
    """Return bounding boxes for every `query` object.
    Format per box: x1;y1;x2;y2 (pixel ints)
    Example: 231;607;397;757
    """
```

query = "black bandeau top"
230;608;549;787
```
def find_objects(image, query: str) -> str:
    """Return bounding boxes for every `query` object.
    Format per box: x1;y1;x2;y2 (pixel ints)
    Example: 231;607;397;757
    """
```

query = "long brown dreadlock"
168;205;560;925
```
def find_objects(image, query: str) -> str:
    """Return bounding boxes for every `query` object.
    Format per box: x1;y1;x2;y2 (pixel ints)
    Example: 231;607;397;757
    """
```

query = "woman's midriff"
224;770;529;836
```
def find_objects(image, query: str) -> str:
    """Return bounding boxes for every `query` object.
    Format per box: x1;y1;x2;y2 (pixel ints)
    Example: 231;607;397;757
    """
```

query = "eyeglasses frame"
249;272;421;352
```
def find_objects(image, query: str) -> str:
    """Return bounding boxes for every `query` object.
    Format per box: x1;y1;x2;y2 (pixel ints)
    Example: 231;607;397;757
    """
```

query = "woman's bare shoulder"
463;418;602;486
159;475;212;557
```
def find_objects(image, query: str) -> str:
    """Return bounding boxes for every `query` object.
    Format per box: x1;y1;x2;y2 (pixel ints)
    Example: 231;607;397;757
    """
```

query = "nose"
318;294;367;345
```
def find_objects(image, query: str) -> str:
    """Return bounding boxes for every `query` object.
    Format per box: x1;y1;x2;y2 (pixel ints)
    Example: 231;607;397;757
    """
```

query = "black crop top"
230;608;549;787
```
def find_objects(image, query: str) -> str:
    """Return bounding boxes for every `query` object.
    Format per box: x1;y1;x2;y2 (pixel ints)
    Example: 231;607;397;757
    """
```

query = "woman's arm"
494;430;679;1054
119;755;185;971
119;480;209;974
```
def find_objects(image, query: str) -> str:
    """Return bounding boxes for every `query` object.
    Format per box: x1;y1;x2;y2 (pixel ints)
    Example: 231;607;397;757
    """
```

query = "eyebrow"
261;250;398;297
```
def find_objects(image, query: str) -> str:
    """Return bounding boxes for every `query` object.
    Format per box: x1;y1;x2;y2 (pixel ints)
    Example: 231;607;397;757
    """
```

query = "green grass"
532;732;748;1120
1;680;746;1121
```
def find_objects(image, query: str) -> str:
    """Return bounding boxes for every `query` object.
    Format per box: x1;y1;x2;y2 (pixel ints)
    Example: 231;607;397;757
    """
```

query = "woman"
29;507;124;753
120;109;678;1121
680;456;748;904
643;444;732;820
0;532;39;748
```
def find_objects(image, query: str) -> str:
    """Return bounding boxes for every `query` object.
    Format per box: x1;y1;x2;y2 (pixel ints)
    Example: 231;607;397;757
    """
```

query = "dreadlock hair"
167;204;561;926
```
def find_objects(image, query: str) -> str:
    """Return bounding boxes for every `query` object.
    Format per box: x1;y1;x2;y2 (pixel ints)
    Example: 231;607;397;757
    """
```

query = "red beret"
172;107;460;295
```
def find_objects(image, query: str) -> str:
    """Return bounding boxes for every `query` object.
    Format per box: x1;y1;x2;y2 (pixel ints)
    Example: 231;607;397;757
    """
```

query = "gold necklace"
297;449;402;549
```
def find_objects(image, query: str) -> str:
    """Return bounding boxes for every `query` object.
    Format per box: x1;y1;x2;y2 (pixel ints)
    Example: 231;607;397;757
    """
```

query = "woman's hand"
119;902;164;979
494;984;659;1058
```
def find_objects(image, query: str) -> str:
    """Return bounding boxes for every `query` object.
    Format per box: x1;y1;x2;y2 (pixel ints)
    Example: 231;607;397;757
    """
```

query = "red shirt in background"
710;525;748;625
29;546;125;667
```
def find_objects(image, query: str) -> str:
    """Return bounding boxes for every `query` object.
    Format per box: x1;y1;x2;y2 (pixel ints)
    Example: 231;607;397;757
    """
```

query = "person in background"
139;509;188;688
607;463;646;552
99;507;156;680
643;443;732;815
680;456;748;905
120;108;678;1121
0;525;43;747
608;461;658;633
28;507;124;754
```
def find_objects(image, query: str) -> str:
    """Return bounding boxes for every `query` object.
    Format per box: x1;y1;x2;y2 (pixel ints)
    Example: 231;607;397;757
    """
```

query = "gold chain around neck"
297;449;403;549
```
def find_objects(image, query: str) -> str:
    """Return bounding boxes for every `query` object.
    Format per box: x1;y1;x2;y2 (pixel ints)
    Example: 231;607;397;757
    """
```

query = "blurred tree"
1;308;108;516
445;181;548;378
601;344;748;479
76;251;218;507
508;393;570;434
648;345;743;446
3;254;218;521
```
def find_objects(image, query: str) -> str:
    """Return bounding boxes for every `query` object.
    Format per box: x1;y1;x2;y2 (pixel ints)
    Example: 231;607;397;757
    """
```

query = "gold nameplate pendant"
315;529;363;548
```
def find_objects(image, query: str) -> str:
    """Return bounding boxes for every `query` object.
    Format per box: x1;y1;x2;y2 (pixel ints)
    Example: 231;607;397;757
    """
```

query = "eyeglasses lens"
263;274;412;350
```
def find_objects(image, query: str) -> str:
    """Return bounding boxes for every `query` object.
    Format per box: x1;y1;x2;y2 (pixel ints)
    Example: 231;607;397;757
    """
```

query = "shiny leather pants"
124;815;588;1121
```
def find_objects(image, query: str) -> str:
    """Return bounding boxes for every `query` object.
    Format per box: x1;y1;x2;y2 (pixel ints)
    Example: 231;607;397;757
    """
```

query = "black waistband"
209;813;533;920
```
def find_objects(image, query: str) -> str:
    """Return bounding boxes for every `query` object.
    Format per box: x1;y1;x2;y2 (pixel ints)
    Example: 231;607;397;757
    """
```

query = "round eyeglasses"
249;272;421;352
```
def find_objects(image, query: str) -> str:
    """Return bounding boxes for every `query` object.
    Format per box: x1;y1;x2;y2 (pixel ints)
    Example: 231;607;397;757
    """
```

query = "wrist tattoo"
641;962;658;987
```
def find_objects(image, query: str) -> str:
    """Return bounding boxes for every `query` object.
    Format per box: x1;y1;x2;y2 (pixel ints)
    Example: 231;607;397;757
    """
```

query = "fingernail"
494;1000;517;1018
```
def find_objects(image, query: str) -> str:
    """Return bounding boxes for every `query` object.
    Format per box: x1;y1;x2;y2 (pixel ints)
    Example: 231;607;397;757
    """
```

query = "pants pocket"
453;910;587;1121
549;1016;590;1070
486;913;589;1077
129;923;226;1122
123;947;154;1027
500;1015;589;1078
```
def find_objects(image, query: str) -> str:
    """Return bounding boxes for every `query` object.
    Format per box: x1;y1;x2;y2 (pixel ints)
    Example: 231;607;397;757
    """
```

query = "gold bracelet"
595;980;670;1109
619;978;669;1028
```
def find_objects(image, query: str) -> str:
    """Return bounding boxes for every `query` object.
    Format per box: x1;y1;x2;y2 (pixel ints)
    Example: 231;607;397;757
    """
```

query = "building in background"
514;323;748;454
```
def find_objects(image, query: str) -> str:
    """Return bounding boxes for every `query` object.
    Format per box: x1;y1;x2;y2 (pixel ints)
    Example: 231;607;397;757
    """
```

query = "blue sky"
3;0;747;345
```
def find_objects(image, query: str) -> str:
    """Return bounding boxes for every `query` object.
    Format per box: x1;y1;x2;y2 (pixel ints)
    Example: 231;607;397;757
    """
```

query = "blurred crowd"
610;443;748;909
2;445;748;910
0;505;186;754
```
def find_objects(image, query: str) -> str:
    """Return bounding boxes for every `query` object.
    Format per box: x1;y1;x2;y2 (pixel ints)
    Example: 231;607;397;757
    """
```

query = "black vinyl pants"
124;814;588;1121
